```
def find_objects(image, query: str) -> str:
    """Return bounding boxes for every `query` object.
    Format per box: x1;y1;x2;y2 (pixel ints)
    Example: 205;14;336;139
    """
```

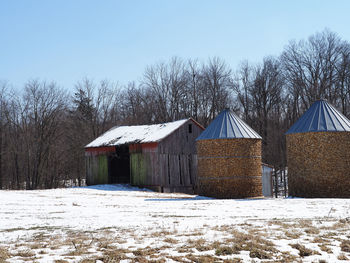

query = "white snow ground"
0;185;350;262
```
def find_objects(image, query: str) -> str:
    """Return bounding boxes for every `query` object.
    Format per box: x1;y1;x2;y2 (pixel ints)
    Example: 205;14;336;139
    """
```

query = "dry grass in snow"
0;184;350;262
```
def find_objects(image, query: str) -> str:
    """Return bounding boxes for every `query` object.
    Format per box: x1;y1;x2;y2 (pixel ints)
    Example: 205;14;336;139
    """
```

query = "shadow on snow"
77;184;278;202
76;184;152;192
144;196;214;201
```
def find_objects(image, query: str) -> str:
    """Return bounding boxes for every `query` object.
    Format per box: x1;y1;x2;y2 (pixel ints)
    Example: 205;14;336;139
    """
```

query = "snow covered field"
1;185;350;262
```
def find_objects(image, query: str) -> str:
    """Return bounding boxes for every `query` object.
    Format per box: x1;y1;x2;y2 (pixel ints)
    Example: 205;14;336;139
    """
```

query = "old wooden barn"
85;118;204;193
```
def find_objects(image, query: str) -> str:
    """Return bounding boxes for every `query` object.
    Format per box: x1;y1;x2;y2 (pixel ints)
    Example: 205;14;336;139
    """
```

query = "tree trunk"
15;153;20;189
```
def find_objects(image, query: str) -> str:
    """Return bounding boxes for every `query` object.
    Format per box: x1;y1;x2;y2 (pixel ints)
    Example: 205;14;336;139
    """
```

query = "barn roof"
196;109;262;140
286;100;350;134
86;118;198;148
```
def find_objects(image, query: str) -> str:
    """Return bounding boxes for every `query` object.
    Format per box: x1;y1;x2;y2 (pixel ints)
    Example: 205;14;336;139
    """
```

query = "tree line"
1;29;350;189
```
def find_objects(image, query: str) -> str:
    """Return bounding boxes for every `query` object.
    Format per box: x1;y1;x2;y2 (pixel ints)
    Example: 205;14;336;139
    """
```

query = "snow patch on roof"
86;119;189;148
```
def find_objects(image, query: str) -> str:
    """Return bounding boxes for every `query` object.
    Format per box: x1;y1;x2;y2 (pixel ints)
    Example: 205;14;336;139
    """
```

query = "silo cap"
286;100;350;134
196;108;262;140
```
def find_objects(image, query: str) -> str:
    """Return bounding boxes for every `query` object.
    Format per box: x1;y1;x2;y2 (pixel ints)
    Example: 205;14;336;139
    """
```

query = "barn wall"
157;119;203;193
130;143;161;191
159;119;203;155
85;154;109;185
157;153;196;193
97;155;108;184
287;132;350;197
130;152;158;186
86;155;94;185
130;153;147;185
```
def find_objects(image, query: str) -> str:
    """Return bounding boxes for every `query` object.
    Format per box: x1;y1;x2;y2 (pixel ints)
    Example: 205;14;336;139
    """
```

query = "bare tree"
119;82;155;125
202;57;233;123
186;59;201;120
68;78;121;186
4;80;67;189
25;81;67;189
143;61;171;122
281;29;348;113
0;82;8;189
335;42;350;116
185;59;213;126
142;57;188;122
234;57;285;167
251;57;284;138
233;61;254;123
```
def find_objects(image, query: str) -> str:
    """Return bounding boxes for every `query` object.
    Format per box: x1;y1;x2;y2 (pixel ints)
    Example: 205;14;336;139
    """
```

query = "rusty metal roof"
196;109;261;140
286;100;350;134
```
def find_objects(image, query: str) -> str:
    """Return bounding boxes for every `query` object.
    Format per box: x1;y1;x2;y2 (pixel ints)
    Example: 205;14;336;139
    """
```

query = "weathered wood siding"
157;119;203;193
85;154;109;185
158;154;194;188
130;144;159;188
159;119;202;155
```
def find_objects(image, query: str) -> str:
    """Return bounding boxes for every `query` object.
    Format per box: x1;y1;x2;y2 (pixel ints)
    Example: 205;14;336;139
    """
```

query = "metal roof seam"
196;109;261;140
286;100;350;134
308;103;317;132
220;112;227;137
240;117;251;137
325;103;338;131
212;117;222;138
232;112;245;138
226;112;234;137
317;102;322;131
226;112;231;137
336;112;350;129
329;103;348;131
320;103;327;131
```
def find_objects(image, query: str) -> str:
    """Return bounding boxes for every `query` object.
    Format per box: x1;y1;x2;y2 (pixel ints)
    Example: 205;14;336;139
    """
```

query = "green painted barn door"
96;155;108;184
130;153;147;186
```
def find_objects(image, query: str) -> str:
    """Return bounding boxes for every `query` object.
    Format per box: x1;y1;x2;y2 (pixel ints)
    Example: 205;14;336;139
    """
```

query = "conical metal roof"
196;109;262;140
286;100;350;134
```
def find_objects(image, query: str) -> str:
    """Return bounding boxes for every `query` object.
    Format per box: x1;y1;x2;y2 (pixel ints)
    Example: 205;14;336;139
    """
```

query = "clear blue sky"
1;0;350;90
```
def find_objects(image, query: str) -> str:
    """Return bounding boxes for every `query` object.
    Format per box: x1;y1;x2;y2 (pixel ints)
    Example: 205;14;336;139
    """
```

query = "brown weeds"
0;247;10;261
340;239;350;252
318;244;332;253
338;253;349;260
290;243;320;257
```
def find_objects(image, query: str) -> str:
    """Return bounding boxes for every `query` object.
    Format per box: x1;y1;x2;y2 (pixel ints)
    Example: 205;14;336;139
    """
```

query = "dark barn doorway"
108;145;130;184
